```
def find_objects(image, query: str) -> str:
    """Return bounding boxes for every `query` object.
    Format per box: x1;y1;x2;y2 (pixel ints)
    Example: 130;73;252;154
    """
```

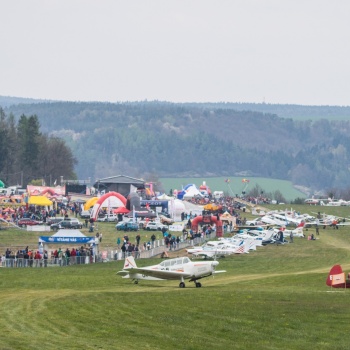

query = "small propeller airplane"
326;265;350;288
117;256;226;288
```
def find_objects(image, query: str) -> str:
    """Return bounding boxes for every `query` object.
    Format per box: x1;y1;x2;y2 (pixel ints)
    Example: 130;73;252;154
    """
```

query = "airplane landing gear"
179;282;185;288
195;282;202;288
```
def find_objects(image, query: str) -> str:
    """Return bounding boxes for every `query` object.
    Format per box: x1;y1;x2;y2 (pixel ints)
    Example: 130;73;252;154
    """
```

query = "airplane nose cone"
212;261;219;267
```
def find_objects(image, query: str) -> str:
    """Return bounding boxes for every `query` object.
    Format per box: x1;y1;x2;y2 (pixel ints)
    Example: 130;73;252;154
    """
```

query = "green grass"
1;206;350;349
159;176;306;201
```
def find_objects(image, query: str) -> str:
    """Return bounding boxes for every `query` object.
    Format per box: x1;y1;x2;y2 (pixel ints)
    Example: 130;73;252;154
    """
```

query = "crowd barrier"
1;233;217;268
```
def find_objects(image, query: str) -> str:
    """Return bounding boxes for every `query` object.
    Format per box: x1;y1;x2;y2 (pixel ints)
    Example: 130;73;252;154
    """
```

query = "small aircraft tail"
234;243;246;254
123;256;137;269
297;222;305;228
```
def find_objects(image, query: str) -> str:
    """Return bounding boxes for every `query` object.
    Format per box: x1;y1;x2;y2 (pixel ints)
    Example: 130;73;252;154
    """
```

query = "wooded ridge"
3;99;350;191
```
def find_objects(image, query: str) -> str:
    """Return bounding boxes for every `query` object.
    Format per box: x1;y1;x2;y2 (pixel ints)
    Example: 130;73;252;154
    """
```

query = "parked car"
46;217;65;225
115;222;139;231
17;218;43;227
159;214;174;225
51;219;83;230
79;210;91;219
145;222;168;231
97;214;119;222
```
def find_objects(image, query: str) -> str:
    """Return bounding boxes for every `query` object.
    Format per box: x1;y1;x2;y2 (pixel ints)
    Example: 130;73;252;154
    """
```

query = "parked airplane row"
185;224;304;260
305;198;350;206
249;208;350;228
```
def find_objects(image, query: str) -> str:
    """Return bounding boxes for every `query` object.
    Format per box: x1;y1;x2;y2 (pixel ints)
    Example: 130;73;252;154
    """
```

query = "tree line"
0;108;76;187
3;101;350;193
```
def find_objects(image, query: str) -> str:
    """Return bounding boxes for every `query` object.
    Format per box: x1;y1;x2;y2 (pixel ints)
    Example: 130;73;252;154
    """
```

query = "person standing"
121;243;126;258
316;225;319;236
151;234;156;247
43;250;49;267
290;230;294;243
34;251;42;267
136;234;141;246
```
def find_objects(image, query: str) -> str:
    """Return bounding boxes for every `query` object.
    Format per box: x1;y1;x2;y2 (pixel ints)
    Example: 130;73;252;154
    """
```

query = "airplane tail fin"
326;264;345;287
123;256;137;269
297;222;305;228
234;243;246;254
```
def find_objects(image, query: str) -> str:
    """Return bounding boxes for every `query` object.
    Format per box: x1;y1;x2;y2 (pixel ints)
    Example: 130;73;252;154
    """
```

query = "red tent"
113;207;130;214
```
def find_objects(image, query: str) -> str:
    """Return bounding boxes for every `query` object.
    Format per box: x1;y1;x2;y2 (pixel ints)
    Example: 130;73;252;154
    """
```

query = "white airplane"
186;240;231;255
117;256;225;288
191;242;247;259
273;226;305;238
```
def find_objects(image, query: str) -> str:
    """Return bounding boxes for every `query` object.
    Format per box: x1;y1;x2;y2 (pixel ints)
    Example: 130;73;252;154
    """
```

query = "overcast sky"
1;0;349;106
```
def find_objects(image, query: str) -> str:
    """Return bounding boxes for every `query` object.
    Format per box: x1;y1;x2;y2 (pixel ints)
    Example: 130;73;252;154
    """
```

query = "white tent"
183;185;203;199
157;193;172;200
168;199;186;221
39;229;95;244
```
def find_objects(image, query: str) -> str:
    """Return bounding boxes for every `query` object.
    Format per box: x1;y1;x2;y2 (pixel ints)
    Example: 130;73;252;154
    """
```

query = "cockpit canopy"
159;257;191;267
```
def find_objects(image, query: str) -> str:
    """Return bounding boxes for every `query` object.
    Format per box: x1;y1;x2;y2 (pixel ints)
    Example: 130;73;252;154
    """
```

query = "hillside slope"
3;100;350;191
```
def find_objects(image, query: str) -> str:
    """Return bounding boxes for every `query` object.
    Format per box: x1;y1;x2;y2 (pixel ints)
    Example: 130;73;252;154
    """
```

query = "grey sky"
1;0;349;106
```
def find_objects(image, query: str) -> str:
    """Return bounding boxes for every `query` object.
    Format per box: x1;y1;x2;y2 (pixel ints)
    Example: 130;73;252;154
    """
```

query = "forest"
0;109;76;187
2;98;350;192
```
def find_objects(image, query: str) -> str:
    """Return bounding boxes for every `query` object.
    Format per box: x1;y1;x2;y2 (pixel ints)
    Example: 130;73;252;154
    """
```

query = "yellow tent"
84;197;98;210
220;211;234;222
28;196;53;206
204;203;219;211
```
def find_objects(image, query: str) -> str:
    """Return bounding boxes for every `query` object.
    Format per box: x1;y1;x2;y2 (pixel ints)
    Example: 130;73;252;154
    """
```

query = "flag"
224;179;230;183
331;273;345;286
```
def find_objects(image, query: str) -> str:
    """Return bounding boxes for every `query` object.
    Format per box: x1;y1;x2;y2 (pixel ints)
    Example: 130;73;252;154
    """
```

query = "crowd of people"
0;201;81;225
2;245;95;268
1;195;246;268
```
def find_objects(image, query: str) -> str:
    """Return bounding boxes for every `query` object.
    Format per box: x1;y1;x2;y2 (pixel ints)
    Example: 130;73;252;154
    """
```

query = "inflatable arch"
41;188;57;196
90;192;127;221
191;215;223;237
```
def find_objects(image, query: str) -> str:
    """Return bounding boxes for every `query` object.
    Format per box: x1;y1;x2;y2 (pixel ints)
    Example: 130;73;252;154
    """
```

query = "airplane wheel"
179;282;185;288
195;282;202;288
134;280;139;284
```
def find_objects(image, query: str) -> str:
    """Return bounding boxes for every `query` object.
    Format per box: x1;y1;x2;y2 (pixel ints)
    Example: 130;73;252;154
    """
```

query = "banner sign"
39;236;94;244
141;200;169;207
27;185;66;196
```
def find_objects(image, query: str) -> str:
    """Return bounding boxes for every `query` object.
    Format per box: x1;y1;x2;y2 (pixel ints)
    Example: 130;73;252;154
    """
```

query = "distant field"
160;176;306;201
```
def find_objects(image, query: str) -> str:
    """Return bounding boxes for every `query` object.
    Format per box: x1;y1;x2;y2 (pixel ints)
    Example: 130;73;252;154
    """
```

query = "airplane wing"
116;270;130;276
126;267;192;280
192;251;216;258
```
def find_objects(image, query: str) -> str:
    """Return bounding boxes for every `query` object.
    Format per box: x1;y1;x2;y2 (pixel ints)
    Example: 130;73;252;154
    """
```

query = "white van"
97;213;119;222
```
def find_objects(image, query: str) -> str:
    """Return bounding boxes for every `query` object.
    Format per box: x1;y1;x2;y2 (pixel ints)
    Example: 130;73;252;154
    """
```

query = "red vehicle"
17;218;43;227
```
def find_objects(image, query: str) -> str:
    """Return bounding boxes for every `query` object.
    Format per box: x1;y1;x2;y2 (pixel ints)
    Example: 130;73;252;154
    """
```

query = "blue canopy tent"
39;229;95;244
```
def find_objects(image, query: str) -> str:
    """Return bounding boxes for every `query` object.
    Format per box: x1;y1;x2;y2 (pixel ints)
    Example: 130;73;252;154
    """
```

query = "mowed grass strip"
1;206;350;349
0;229;350;349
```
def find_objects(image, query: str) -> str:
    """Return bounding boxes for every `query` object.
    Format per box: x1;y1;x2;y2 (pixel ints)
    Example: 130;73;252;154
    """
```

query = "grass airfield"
1;206;350;349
